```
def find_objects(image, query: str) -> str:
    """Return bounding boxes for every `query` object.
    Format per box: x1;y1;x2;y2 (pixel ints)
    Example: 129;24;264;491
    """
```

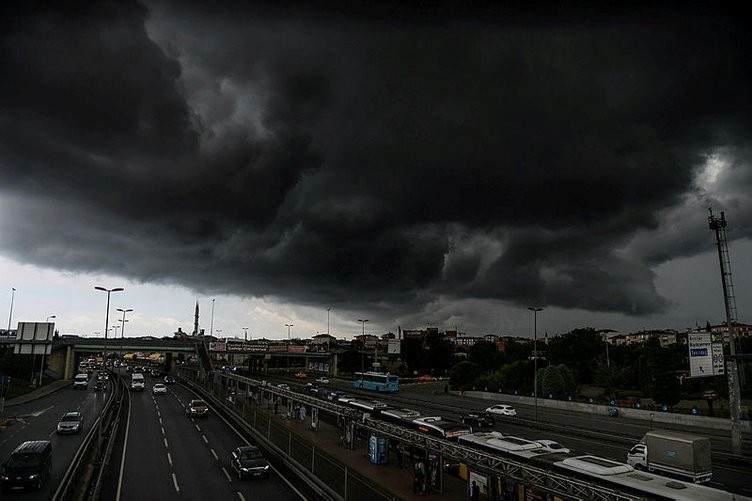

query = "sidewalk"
252;400;469;501
3;379;71;408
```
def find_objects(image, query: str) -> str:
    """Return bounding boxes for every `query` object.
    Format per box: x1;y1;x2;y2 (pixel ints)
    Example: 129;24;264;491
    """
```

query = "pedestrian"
396;442;404;468
417;461;426;495
299;404;307;421
469;480;480;501
413;463;422;494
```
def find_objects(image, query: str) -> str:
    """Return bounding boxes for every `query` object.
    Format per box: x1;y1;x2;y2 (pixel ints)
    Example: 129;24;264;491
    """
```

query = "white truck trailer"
626;429;712;483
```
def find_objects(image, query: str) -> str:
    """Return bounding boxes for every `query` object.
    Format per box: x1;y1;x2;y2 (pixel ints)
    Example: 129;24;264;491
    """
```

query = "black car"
94;380;106;392
1;440;53;492
230;445;270;479
460;412;495;428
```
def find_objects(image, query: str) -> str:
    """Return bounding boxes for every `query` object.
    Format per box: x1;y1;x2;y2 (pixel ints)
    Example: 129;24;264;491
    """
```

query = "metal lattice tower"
708;208;743;453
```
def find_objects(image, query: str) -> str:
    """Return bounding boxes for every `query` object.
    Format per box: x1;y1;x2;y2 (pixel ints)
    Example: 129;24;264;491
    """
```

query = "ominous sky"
1;1;751;340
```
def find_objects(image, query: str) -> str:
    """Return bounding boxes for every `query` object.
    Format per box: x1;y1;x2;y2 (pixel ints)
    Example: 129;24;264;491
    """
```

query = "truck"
626;429;712;483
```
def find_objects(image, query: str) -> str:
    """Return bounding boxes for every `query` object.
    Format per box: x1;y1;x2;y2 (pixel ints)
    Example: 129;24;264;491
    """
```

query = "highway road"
0;374;109;499
103;368;304;501
356;379;752;497
262;375;752;498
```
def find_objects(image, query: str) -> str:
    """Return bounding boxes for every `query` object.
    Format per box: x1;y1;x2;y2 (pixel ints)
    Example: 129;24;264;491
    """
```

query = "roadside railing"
179;368;401;501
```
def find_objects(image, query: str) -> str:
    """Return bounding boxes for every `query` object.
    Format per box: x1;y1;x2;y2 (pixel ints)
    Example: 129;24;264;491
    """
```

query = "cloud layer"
2;2;751;333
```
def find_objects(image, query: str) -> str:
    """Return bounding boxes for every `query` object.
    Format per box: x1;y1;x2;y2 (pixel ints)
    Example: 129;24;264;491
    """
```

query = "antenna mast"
708;208;743;453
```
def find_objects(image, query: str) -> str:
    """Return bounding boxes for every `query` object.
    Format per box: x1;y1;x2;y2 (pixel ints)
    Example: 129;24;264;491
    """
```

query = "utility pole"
708;208;743;453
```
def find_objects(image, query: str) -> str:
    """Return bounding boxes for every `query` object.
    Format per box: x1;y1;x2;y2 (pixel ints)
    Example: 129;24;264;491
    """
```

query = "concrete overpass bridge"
6;336;343;380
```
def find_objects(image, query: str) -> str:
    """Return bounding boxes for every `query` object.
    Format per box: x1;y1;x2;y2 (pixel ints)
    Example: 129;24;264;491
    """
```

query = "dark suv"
230;445;270;479
460;412;496;428
1;440;53;491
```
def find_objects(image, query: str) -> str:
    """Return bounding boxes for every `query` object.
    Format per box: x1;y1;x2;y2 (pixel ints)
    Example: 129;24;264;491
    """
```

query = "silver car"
57;411;83;434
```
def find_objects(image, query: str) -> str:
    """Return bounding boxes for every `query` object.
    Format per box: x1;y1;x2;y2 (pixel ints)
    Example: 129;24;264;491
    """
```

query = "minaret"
193;301;199;336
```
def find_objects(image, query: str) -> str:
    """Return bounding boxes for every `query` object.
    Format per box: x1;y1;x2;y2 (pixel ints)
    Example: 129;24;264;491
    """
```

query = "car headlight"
28;474;39;480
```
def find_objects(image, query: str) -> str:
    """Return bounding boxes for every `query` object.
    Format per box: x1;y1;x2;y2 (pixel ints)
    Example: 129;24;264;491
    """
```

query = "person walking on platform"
469;480;480;501
396;442;405;468
413;463;423;494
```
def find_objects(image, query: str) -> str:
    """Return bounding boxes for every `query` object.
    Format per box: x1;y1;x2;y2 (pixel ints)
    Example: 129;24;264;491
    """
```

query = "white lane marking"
161;425;165;436
222;467;232;482
237;492;246;501
172;473;180;493
167;452;173;466
202;434;208;444
164;437;169;449
195;424;201;432
211;449;218;461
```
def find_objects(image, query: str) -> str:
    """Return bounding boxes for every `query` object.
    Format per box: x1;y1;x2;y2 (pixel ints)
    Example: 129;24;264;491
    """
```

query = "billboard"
14;322;54;355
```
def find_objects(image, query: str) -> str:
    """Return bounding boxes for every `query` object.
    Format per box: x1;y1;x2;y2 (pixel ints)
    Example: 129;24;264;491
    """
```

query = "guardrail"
52;372;125;501
179;368;400;501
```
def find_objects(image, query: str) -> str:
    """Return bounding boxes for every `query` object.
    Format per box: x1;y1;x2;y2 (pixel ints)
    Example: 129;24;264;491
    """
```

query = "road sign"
688;333;713;378
689;332;725;378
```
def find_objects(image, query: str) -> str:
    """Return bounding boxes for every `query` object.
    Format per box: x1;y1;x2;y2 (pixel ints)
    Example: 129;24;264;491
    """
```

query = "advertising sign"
14;322;54;355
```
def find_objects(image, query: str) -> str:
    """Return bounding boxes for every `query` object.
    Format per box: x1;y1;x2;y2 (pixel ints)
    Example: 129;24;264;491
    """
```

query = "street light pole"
7;287;16;331
39;315;56;385
95;286;124;364
243;327;249;342
285;323;293;342
358;319;369;377
117;308;132;361
528;307;543;427
210;298;215;337
327;308;331;336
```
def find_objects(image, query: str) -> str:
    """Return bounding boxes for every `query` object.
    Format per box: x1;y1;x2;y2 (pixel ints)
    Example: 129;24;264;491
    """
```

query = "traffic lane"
396;388;752;494
152;384;239;500
119;387;180;501
0;385;108;500
170;382;303;500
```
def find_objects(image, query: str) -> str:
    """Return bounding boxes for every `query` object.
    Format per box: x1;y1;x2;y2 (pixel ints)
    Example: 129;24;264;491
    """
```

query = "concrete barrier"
462;390;752;432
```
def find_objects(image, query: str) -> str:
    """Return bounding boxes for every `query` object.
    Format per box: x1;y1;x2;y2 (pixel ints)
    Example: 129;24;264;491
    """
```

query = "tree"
540;365;566;396
468;341;501;372
449;361;481;389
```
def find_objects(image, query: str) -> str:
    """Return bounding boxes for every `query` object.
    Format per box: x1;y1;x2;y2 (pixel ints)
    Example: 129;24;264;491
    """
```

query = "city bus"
353;372;399;393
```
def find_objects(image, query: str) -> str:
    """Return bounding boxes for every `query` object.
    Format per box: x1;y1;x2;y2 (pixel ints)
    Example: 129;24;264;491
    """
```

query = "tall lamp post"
39;315;56;385
285;323;293;342
7;287;16;331
327;308;331;336
358;319;369;377
243;327;249;341
117;308;132;361
528;307;543;427
95;286;124;364
210;298;216;337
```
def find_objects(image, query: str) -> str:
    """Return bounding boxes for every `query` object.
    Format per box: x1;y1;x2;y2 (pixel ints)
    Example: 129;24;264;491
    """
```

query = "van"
73;373;88;390
131;373;145;391
1;440;53;491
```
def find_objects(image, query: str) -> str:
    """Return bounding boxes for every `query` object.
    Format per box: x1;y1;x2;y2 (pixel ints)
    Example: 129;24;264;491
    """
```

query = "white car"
315;377;330;384
485;404;517;416
536;440;570;454
152;383;168;395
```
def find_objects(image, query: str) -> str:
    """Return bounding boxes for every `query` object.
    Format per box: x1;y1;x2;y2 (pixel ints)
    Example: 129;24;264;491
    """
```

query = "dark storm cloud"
1;1;751;325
